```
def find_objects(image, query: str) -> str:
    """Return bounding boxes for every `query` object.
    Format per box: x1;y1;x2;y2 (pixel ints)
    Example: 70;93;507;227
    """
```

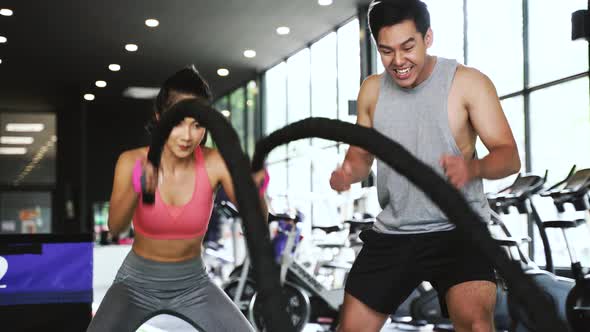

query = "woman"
87;65;264;332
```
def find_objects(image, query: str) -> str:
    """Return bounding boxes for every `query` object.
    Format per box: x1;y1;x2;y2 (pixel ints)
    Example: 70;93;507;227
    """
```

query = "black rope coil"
145;98;295;332
252;117;571;332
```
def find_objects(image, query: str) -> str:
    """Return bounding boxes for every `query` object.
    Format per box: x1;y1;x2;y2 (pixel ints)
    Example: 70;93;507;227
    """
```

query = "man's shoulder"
359;74;382;101
454;65;490;86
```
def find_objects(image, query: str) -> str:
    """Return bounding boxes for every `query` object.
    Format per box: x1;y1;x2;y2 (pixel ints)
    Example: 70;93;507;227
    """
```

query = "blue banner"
0;242;93;305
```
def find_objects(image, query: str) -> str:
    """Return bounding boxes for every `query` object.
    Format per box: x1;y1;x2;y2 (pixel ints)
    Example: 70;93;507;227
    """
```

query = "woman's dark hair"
368;0;430;42
147;65;212;145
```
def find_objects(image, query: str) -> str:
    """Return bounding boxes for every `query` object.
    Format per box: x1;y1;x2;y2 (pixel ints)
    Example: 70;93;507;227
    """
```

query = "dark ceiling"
0;0;371;104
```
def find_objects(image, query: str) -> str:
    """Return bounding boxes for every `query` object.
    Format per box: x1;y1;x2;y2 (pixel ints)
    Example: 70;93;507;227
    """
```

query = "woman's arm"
108;150;141;235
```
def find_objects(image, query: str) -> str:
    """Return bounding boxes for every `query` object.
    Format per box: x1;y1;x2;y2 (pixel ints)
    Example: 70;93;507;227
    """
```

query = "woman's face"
162;93;206;158
165;116;205;158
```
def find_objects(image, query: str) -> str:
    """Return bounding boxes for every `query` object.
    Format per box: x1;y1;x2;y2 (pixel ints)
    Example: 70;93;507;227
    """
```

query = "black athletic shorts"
344;226;496;317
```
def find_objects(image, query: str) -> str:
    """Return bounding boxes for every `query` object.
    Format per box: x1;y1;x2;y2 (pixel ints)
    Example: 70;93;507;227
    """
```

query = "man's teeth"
395;67;411;74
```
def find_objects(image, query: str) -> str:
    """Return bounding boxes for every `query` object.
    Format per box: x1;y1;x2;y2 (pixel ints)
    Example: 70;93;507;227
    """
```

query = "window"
0;112;56;186
422;0;465;63
311;32;338;147
337;19;361;123
230;87;246;150
287;48;311;157
528;0;589;86
467;0;524;96
264;62;288;162
246;81;258;156
0;112;56;234
0;192;52;234
529;77;590;266
529;77;590;184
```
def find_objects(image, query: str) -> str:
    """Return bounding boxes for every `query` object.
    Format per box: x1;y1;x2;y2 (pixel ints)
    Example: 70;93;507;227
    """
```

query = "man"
329;1;520;331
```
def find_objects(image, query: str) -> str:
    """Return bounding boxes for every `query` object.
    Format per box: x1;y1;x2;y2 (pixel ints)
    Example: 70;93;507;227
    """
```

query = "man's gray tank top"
373;57;490;234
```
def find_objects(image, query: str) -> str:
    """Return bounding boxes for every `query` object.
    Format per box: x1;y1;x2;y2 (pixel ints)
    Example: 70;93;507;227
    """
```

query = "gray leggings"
87;250;254;332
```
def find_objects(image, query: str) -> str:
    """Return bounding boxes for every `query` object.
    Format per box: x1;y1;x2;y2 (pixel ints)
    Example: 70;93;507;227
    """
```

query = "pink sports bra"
133;147;214;239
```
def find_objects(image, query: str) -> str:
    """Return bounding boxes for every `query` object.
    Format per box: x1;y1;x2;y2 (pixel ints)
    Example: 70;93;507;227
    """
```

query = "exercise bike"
486;171;574;331
218;200;342;331
540;166;590;332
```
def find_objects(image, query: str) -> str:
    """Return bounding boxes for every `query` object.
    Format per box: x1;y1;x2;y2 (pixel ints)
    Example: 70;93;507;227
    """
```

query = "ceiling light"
84;94;95;101
95;80;107;88
125;44;138;52
108;64;121;72
0;59;2;64
0;36;6;43
122;86;160;99
221;110;231;117
0;136;34;145
5;123;44;132
0;9;13;16
0;147;27;155
145;19;159;27
276;26;290;35
217;68;229;77
318;0;333;6
243;49;256;58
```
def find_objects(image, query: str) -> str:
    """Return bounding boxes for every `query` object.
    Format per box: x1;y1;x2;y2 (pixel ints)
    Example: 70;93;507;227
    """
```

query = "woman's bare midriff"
131;232;204;262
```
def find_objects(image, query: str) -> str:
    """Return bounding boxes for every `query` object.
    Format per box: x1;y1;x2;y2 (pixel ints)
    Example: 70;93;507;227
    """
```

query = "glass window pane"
266;161;287;201
467;0;524;96
423;0;465;63
230;87;246;150
0;112;56;186
214;96;229;112
287;157;312;236
338;19;361;123
0;191;52;234
528;0;589;86
373;43;385;75
311;32;338;148
287;48;311;157
264;62;288;162
529;77;590;266
477;96;526;194
311;146;342;226
530;77;590;183
246;81;258;156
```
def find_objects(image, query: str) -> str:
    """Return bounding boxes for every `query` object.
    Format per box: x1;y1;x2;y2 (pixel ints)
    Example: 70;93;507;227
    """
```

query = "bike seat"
543;219;586;229
269;212;301;223
312;225;343;234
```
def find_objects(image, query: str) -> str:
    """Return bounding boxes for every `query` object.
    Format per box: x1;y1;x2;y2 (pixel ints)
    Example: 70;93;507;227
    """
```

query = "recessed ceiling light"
217;68;229;77
0;136;34;145
5;123;44;132
243;49;256;58
0;9;13;16
84;94;95;101
125;44;138;52
0;59;2;64
108;64;121;72
276;26;290;35
318;0;333;5
95;80;107;88
221;110;231;117
0;147;27;155
145;19;159;28
0;36;6;43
